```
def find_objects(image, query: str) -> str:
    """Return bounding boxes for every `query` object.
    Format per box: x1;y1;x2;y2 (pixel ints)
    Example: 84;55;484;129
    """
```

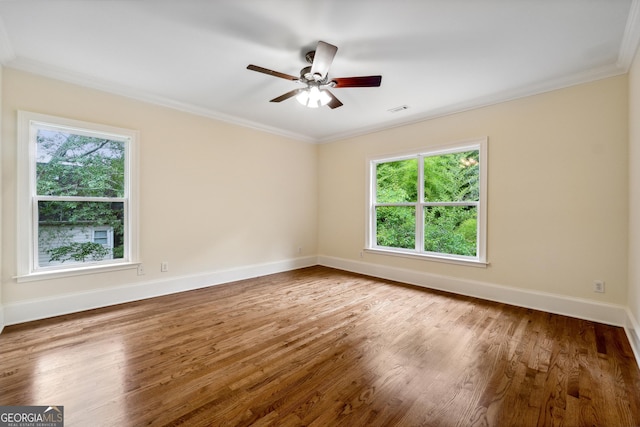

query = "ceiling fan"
247;41;382;109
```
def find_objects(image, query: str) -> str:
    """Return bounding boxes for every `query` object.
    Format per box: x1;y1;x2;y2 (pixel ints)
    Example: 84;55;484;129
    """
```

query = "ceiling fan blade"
247;64;299;81
270;89;305;103
310;41;338;80
326;90;343;109
332;75;382;88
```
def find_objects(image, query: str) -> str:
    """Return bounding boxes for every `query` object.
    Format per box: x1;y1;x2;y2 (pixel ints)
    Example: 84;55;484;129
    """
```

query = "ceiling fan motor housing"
300;65;331;85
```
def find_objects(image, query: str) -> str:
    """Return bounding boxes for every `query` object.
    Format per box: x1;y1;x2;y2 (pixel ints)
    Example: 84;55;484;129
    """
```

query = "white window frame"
16;111;140;281
366;138;488;267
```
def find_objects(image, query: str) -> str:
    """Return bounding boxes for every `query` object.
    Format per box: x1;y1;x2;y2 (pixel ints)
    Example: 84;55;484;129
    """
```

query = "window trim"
365;138;488;267
16;111;140;281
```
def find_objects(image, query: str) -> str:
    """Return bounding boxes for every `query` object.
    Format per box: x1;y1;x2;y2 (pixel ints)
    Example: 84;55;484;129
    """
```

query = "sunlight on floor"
34;338;127;423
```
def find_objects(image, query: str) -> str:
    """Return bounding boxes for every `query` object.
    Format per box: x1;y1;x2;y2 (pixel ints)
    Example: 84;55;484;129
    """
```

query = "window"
17;112;139;280
93;229;109;245
367;138;487;266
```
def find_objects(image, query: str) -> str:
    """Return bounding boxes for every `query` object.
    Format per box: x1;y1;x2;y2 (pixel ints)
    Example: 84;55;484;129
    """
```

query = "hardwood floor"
1;266;639;426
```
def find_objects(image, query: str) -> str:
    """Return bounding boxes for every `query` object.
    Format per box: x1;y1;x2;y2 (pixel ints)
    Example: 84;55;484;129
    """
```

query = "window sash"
33;197;129;271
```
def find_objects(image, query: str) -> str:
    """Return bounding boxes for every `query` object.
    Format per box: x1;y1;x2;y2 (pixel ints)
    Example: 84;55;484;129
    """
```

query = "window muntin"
18;111;138;278
368;139;487;264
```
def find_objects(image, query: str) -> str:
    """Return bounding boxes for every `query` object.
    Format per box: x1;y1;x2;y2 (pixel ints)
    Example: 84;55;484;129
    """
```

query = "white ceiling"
0;1;639;143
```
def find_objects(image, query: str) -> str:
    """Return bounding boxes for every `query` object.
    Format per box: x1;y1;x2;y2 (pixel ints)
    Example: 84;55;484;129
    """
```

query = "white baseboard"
5;254;640;370
319;256;640;372
318;255;629;327
3;256;317;327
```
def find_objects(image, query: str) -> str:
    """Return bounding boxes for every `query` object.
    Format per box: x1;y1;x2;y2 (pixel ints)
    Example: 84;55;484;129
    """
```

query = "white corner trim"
2;256;317;327
618;0;640;70
0;305;5;334
318;255;628;327
625;308;640;368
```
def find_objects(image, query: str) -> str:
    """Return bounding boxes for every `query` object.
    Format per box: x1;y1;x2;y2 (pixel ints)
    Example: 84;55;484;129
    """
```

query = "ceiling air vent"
388;105;410;113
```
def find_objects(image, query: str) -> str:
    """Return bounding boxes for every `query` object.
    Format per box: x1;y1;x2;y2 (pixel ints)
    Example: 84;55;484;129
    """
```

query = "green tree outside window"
36;130;126;265
374;149;480;257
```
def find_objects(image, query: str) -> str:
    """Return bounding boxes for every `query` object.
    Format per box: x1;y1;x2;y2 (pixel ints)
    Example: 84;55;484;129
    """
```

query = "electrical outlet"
593;280;605;293
137;264;144;276
161;261;169;272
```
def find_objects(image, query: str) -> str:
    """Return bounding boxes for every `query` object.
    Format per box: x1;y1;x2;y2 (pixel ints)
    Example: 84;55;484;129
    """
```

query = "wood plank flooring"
1;266;640;426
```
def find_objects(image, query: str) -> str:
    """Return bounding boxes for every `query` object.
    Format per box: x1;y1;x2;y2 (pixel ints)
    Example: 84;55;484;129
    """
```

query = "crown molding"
7;55;627;146
5;57;317;144
317;62;627;143
5;37;634;146
618;0;640;70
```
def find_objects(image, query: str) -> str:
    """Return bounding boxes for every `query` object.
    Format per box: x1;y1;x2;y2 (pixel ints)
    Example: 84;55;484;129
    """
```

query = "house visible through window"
367;138;487;265
17;111;139;279
93;229;109;245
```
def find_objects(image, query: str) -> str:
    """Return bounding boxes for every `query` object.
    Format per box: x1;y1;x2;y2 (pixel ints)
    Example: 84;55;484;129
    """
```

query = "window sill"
15;262;141;283
364;248;489;268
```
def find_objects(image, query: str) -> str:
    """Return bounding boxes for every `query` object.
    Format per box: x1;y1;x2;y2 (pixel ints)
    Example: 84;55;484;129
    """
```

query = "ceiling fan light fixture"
317;88;332;107
296;86;331;108
296;89;310;106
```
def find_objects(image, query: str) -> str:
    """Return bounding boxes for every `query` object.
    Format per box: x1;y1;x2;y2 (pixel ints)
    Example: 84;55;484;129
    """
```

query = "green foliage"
376;150;480;256
458;218;478;243
376;159;418;202
424;150;479;202
47;242;110;263
375;159;418;249
424;206;477;256
376;206;415;249
113;246;124;259
38;201;125;264
36;131;125;197
36;130;126;264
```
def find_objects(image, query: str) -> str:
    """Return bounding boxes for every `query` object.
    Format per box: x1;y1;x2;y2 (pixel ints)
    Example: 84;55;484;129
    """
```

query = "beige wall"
630;51;640;324
1;68;318;303
0;66;633;322
318;75;629;304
